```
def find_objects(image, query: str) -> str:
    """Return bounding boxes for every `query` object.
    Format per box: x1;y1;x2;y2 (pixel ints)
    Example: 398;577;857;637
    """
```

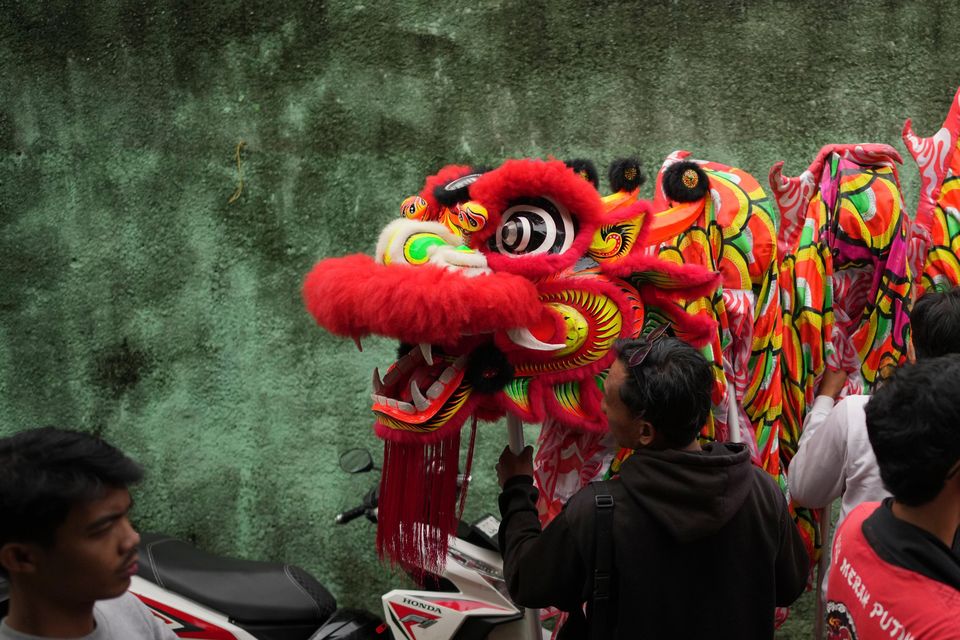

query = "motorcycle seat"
137;532;336;624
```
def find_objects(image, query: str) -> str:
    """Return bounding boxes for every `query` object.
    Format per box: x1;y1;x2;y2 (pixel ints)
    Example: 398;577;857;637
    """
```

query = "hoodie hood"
619;442;754;542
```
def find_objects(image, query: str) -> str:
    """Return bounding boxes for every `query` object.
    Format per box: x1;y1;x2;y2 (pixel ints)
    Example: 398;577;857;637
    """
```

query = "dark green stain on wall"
93;338;153;397
2;1;960;632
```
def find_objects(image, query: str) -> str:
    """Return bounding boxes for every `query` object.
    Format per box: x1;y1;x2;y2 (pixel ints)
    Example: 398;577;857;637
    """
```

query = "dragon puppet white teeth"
378;327;564;413
506;327;566;352
438;365;457;385
426;380;445;400
375;342;518;412
430;357;466;387
419;343;434;366
372;345;465;415
410;380;431;412
376;396;415;415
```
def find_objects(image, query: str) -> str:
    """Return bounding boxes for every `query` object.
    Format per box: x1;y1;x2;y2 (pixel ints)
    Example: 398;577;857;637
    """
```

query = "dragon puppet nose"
376;218;491;276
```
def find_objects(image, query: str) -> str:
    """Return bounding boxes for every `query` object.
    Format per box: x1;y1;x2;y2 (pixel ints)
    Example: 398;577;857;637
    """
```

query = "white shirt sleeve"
788;395;848;508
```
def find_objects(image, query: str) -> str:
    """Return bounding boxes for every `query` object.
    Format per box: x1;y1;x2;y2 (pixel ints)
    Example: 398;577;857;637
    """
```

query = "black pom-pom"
661;161;708;203
608;158;646;192
434;169;486;207
565;159;599;188
465;344;515;394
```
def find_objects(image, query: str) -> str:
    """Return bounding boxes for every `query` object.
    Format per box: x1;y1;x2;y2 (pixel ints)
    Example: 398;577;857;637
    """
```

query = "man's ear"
946;458;960;485
907;335;917;363
635;420;657;448
0;542;40;575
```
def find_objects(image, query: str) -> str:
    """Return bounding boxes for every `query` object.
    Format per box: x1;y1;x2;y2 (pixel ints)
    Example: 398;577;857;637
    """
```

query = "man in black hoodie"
496;335;809;639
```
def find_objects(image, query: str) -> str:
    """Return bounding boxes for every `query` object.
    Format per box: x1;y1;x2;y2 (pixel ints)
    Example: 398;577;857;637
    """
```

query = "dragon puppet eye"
491;197;576;257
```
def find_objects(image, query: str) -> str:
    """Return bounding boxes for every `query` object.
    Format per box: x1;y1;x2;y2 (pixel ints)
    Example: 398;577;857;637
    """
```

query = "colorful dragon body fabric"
769;143;913;406
542;154;785;489
903;87;960;295
763;143;915;596
303;158;720;574
648;152;783;476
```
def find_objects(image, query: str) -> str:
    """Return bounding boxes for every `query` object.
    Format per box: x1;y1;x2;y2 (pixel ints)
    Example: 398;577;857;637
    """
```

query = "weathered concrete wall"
1;0;958;630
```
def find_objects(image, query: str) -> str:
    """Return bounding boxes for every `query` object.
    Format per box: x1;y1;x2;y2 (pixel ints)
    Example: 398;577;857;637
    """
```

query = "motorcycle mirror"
339;448;375;474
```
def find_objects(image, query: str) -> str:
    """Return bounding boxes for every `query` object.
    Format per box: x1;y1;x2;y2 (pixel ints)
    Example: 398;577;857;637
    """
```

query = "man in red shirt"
825;356;960;639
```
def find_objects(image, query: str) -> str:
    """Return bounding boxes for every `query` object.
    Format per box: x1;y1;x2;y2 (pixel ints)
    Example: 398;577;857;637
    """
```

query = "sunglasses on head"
626;323;672;369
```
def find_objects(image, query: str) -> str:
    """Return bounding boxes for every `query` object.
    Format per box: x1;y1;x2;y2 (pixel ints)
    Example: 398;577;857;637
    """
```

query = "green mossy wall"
2;1;958;634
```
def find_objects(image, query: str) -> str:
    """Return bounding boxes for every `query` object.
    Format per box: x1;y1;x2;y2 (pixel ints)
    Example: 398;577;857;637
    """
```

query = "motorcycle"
334;447;550;640
127;532;382;639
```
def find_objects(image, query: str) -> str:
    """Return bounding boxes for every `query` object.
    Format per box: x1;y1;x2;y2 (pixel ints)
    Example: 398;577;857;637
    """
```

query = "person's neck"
891;490;960;548
633;439;701;452
5;584;97;638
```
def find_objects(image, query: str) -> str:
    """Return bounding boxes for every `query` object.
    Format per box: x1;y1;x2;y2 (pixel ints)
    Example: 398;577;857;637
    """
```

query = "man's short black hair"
865;356;960;506
615;336;713;448
910;286;960;359
0;427;143;553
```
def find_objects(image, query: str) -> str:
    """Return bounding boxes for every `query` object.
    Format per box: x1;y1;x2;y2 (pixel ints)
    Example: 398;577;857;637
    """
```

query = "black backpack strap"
590;481;614;640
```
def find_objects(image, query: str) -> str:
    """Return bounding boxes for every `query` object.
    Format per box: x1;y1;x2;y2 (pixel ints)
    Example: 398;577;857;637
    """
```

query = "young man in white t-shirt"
791;287;960;523
0;427;175;639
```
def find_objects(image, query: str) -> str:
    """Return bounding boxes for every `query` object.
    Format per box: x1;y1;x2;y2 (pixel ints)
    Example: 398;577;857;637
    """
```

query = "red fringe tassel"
376;430;463;581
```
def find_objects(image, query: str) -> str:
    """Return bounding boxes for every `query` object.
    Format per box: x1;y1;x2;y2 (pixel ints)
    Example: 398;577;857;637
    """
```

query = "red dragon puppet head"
303;158;720;574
